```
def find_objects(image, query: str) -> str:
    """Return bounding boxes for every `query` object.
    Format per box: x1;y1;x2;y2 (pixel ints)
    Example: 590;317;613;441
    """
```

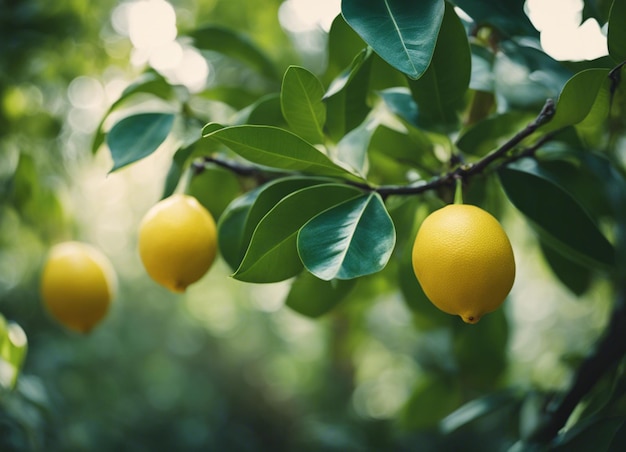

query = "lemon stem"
454;177;464;205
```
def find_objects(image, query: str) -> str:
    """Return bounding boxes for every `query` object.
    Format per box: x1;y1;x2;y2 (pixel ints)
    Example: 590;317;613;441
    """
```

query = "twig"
526;285;626;445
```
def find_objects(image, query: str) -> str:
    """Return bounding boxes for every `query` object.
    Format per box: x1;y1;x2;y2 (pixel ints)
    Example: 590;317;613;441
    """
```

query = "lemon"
138;194;217;292
411;204;515;324
40;241;117;333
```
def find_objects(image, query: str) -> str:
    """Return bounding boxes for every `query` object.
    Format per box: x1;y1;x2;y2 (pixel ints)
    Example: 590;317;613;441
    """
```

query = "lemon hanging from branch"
411;202;515;324
138;194;218;292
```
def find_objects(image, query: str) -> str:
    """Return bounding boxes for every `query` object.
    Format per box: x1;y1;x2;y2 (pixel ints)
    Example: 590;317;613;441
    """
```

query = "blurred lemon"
41;241;116;333
411;204;515;324
138;194;217;292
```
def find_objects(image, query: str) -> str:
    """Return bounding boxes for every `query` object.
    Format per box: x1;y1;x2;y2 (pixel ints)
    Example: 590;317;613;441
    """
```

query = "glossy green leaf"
378;87;418;125
234;184;363;282
0;316;28;389
407;2;471;126
235;177;329;271
298;192;396;280
325;14;367;84
456;112;534;156
189;26;279;81
440;390;521;434
609;0;626;62
281;66;326;144
336;115;378;176
341;0;445;79
286;272;357;317
324;49;373;141
470;43;496;92
544;69;610;132
453;0;538;37
499;158;615;270
540;240;592;296
92;71;175;153
203;125;359;179
162;145;195;199
107;113;175;172
217;187;263;271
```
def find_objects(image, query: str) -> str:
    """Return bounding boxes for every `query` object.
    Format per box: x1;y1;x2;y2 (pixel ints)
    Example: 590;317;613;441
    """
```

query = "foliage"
3;0;626;450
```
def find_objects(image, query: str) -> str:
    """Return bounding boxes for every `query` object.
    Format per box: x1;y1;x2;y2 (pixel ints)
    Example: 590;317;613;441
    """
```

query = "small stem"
454;177;464;205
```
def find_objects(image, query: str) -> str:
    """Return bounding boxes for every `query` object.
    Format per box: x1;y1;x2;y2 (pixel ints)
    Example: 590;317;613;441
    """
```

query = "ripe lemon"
138;194;217;292
411;204;515;324
40;241;117;333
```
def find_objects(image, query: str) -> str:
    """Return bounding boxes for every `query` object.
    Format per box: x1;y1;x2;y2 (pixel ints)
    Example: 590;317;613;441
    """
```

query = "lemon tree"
4;0;626;450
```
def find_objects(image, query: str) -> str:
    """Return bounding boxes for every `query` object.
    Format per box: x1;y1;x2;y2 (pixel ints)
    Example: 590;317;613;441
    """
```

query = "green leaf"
234;184;363;283
336;115;378;176
204;125;359;179
92;71;175;153
407;2;471;126
107;113;175;172
162;145;195;199
281;66;326;144
609;0;626;62
217;187;263;271
0;316;28;389
325;14;367;84
551;417;625;451
234;93;286;127
440;390;521;434
499;158;615;270
539;240;593;296
470;43;496;92
400;377;462;430
286;271;357;317
298;192;396;280
456;112;535;156
453;0;538;37
187;166;241;220
341;0;445;79
188;25;279;81
544;69;610;132
324;49;373;141
225;177;329;272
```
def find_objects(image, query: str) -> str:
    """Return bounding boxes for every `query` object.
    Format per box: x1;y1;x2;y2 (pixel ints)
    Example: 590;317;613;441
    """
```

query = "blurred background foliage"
0;0;623;450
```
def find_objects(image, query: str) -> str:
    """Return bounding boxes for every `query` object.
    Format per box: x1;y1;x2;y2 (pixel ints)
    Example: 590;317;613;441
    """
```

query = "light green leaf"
298;192;396;280
608;0;626;62
341;0;445;79
407;1;471;126
281;66;326;144
234;184;363;283
204;125;359;179
107;113;175;172
544;69;610;132
286;272;357;317
336;115;379;176
0;316;28;389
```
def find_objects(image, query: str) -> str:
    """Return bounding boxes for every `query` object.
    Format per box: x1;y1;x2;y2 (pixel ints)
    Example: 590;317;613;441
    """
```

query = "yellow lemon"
411;204;515;324
138;194;217;292
40;242;117;333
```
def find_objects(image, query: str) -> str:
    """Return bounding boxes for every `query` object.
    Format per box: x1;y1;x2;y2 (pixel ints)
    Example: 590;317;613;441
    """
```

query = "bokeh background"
0;0;615;450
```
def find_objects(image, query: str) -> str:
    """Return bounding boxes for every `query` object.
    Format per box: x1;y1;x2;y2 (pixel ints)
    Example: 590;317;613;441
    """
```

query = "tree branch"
193;99;557;198
526;284;626;445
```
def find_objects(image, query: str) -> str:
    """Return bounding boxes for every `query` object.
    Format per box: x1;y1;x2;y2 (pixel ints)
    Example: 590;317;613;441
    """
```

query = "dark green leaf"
453;0;538;37
217;187;263;271
540;240;593;296
188;26;279;81
107;113;175;172
407;2;471;126
187;167;241;220
378;87;418;125
440;390;521;434
544;69;610;132
298;192;396;280
341;0;445;79
234;184;363;283
234;93;286;127
470;43;496;92
609;0;626;62
281;66;326;144
162;145;194;199
286;272;357;317
550;417;625;451
499;158;615;270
